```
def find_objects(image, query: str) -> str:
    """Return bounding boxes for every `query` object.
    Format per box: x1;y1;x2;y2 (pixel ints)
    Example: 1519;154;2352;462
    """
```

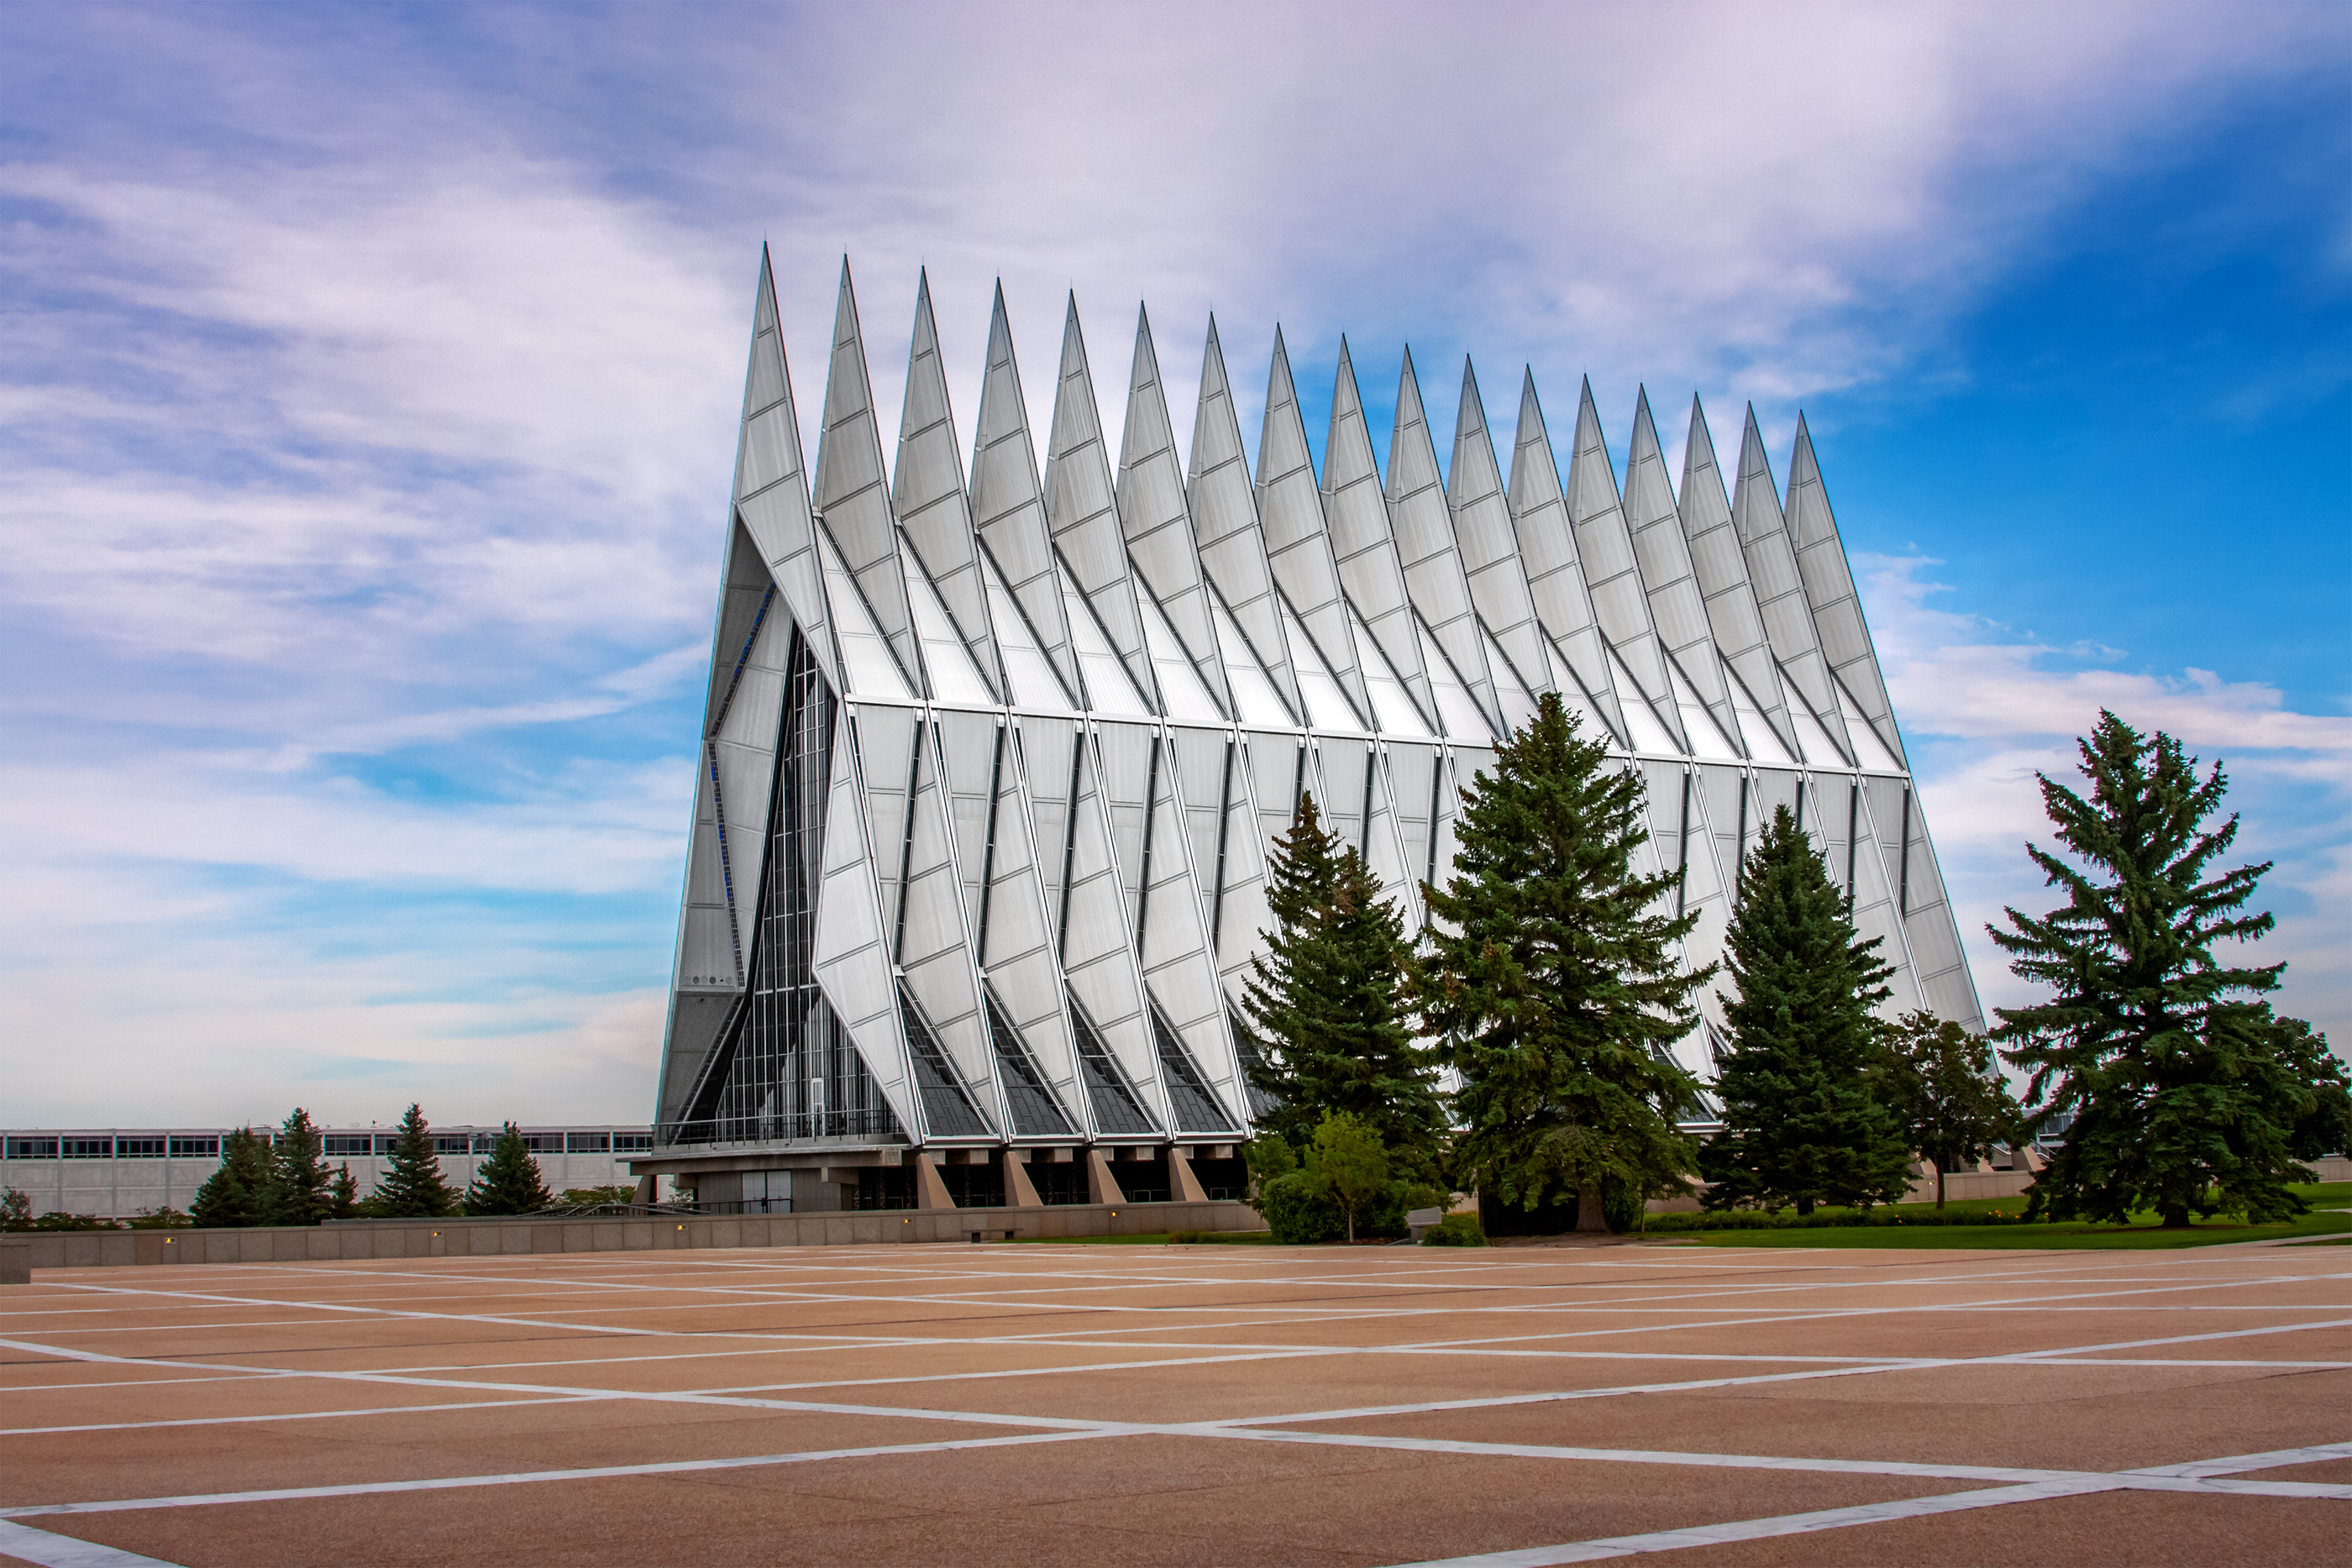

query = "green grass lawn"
1656;1183;2352;1251
1005;1230;1278;1245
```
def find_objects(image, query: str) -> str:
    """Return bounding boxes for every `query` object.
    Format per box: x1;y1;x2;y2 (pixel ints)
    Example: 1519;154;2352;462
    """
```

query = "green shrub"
1423;1212;1487;1246
1257;1171;1347;1243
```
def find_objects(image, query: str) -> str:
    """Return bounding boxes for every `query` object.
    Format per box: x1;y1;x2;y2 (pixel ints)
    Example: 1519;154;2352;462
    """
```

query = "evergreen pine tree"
1413;693;1707;1232
465;1123;554;1216
1994;712;2334;1226
1241;794;1443;1175
190;1129;276;1228
1882;1011;2019;1209
269;1108;336;1226
1702;804;1910;1213
367;1104;459;1218
328;1164;362;1219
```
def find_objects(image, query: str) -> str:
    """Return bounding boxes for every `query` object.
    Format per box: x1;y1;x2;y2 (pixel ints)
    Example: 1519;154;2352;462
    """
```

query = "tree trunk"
1935;1163;1945;1211
2160;1206;2191;1230
1796;1195;1814;1216
1575;1188;1608;1233
1346;1209;1355;1244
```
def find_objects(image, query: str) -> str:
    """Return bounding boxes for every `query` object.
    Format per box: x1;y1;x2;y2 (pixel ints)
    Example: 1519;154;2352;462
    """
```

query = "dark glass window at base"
669;632;904;1147
1025;1158;1090;1205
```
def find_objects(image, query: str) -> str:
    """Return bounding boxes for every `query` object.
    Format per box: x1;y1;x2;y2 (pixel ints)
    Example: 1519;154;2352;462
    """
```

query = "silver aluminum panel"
1323;338;1437;733
1116;307;1233;719
1189;318;1305;726
1387;349;1504;739
1257;329;1374;729
813;260;927;698
893;272;1007;705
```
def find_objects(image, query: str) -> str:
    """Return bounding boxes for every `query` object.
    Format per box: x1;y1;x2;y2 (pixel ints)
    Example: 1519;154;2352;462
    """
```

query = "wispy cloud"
1;0;2342;1123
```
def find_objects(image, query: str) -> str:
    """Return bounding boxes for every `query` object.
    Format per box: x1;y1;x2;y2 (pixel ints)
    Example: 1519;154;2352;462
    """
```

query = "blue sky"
3;2;2346;1127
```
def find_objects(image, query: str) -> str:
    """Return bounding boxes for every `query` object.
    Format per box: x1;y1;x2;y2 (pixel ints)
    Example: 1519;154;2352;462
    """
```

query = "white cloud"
1;1;2342;1121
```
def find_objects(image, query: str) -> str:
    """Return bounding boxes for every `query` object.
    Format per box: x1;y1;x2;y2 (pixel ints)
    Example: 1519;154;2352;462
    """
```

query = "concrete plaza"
2;1241;2346;1565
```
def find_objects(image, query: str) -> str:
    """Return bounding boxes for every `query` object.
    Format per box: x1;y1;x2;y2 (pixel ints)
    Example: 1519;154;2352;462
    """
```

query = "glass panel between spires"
1721;657;1797;766
1833;676;1906;773
1056;560;1153;717
1668;660;1741;762
1134;584;1225;724
1278;602;1362;730
979;551;1075;709
1069;999;1157;1135
1605;646;1682;754
815;528;913;700
1780;674;1853;768
900;549;998;705
1151;1007;1235;1133
1481;625;1541;736
985;989;1072;1137
1208;594;1297;728
1418;621;1497;742
1348;606;1435;737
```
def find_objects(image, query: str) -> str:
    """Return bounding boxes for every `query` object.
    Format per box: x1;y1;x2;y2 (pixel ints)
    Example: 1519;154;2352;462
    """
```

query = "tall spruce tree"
1994;712;2334;1226
190;1128;276;1228
367;1104;459;1219
1702;804;1911;1213
1413;694;1707;1232
465;1123;554;1216
1882;1011;2019;1209
269;1108;337;1226
1240;793;1442;1175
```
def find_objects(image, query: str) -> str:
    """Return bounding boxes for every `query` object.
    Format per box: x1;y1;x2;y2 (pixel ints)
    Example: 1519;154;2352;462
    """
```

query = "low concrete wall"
1;1199;1266;1275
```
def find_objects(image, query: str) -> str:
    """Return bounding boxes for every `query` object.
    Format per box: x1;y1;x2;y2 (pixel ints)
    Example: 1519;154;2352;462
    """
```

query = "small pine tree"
328;1164;362;1219
1882;1011;2019;1209
191;1129;276;1228
1241;794;1444;1177
465;1123;554;1216
1414;693;1707;1233
270;1108;336;1226
1995;714;2336;1226
1;1188;32;1231
1702;805;1912;1214
367;1104;459;1219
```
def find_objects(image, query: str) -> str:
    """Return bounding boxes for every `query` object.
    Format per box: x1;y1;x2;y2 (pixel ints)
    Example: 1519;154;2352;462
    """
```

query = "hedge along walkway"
1662;1211;2352;1251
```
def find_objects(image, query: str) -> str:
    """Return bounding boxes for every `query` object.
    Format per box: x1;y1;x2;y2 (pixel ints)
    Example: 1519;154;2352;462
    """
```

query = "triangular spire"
813;257;927;697
1386;346;1504;739
1447;357;1551;712
1115;302;1233;719
1322;336;1436;732
1187;315;1306;726
728;244;838;694
1733;406;1853;763
1785;414;1906;766
969;282;1084;708
1044;293;1161;713
1566;378;1687;751
1624;386;1740;751
893;269;1006;705
1506;369;1626;742
1680;394;1801;759
1256;328;1373;729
